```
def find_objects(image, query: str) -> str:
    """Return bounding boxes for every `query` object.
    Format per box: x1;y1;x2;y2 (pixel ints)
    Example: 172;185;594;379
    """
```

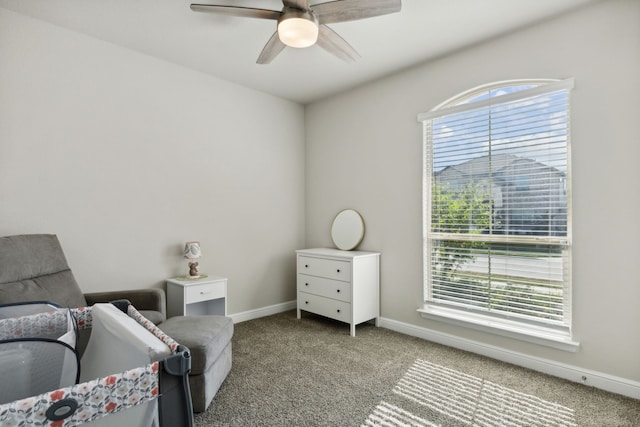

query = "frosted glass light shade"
278;17;319;48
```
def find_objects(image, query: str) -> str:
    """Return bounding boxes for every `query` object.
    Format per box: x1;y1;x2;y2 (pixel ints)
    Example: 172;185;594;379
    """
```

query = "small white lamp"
183;241;202;279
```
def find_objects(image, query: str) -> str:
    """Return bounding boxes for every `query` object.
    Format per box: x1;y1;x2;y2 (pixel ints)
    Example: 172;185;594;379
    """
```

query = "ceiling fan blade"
316;24;360;62
282;0;309;10
190;4;281;20
256;32;287;64
313;0;402;24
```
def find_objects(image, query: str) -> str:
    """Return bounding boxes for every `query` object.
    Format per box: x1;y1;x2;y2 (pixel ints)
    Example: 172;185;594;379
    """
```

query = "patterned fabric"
0;362;160;427
0;309;73;341
70;307;92;331
0;304;186;426
127;305;179;353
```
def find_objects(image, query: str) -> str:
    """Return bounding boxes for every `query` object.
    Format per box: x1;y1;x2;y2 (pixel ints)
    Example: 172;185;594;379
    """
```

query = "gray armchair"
0;234;166;324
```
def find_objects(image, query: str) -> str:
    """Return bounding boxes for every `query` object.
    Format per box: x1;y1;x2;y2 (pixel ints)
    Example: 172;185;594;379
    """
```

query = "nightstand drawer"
298;292;351;323
185;281;225;304
298;256;351;282
297;275;351;303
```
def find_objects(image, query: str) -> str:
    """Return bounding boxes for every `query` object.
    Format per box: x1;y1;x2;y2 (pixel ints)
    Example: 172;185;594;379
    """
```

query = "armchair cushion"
0;234;87;308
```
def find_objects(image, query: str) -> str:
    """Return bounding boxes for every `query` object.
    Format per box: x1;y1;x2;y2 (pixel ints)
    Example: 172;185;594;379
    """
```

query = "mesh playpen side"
0;301;193;427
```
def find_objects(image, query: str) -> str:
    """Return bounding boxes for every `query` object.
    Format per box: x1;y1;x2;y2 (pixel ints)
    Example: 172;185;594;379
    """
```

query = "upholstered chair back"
0;234;87;308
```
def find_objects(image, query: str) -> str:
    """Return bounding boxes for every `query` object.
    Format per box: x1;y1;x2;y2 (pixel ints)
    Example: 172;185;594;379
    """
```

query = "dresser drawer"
297;274;351;303
298;256;351;282
298;292;351;323
184;281;225;304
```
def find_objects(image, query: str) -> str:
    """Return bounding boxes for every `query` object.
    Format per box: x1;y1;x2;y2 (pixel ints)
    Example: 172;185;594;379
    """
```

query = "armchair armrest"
84;288;166;324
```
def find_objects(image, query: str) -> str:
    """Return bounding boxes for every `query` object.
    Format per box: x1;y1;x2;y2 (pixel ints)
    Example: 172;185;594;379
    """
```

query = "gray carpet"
194;310;639;426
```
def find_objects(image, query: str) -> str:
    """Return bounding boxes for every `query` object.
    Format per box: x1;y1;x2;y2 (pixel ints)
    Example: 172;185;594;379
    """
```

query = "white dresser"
296;248;380;336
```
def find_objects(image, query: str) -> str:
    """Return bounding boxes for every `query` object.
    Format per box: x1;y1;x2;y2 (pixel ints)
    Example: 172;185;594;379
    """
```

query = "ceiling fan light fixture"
277;10;319;48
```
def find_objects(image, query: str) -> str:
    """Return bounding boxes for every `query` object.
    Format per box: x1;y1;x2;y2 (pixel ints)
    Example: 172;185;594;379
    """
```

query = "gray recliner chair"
0;234;232;413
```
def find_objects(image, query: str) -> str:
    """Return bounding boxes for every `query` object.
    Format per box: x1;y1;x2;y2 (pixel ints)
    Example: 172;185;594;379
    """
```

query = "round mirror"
331;209;365;251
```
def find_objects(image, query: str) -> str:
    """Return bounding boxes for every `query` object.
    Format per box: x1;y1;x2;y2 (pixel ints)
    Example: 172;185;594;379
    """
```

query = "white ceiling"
0;0;599;104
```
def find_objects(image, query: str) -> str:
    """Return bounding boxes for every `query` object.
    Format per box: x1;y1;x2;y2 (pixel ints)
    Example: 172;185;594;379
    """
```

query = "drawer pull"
305;264;309;268
305;301;309;305
336;289;340;293
337;309;341;313
336;269;341;273
200;291;212;295
305;283;309;286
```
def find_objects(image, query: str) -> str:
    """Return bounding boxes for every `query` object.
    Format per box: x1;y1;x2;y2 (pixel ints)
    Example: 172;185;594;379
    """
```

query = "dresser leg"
350;324;356;337
297;308;301;319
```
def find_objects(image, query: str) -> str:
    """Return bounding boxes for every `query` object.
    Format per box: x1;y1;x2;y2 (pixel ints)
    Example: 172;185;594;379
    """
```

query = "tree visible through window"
420;79;573;332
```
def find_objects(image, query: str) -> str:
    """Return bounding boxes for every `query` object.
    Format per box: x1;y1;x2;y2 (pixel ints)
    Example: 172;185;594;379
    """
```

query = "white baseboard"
229;300;296;324
378;317;640;400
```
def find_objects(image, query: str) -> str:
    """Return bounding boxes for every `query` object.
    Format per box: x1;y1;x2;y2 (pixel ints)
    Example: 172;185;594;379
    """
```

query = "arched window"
418;79;576;350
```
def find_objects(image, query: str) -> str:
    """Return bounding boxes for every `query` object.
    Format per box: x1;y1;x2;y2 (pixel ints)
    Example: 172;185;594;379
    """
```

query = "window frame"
417;78;578;351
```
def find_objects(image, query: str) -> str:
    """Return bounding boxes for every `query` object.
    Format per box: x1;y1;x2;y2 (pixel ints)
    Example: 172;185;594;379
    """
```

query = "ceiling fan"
190;0;402;64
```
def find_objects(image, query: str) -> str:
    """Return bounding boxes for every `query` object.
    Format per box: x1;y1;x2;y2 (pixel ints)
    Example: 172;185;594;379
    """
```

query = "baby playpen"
0;300;193;427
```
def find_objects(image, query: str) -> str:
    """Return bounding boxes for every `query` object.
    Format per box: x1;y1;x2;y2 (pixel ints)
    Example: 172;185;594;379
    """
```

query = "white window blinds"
420;79;573;329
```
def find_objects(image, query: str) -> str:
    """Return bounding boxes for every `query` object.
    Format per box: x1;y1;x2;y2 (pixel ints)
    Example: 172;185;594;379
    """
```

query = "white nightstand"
166;275;227;318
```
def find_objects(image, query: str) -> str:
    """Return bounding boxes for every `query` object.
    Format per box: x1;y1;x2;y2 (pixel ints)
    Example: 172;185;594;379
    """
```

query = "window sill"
417;305;580;352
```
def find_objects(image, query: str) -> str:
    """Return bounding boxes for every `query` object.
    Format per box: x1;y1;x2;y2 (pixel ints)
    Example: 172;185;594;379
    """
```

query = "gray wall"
305;0;640;383
0;8;305;315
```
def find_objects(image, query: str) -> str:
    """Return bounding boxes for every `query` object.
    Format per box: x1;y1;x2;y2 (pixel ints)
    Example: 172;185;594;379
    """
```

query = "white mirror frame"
331;209;365;251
